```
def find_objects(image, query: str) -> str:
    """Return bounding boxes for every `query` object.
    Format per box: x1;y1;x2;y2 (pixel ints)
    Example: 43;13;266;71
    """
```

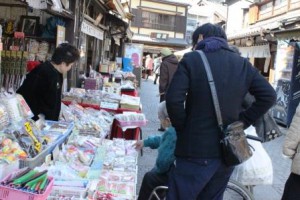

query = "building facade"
225;0;300;126
129;0;189;56
186;0;227;45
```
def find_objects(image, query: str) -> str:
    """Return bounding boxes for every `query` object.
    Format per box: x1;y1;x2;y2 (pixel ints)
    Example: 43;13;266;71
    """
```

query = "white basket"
49;185;88;200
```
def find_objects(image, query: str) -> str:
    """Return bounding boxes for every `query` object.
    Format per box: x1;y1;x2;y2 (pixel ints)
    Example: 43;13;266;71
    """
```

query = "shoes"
154;82;156;85
158;128;165;132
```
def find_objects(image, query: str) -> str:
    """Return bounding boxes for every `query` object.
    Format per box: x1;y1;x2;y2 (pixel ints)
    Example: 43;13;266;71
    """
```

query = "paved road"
137;76;290;200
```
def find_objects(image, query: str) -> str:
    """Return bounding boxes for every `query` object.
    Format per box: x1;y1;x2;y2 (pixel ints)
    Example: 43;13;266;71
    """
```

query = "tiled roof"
227;9;300;39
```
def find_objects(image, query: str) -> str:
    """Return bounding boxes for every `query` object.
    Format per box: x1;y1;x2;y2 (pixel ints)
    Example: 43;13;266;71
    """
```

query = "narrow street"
138;75;291;200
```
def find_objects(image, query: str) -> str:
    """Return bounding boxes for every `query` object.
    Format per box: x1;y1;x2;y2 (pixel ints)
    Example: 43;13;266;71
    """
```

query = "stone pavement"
137;76;291;200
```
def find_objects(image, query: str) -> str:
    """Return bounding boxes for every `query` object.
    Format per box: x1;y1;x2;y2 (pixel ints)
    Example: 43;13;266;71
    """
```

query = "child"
134;101;176;200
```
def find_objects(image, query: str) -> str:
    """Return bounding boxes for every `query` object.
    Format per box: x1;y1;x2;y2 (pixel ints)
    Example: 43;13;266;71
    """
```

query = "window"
141;11;175;31
187;19;197;27
274;0;287;6
260;2;273;11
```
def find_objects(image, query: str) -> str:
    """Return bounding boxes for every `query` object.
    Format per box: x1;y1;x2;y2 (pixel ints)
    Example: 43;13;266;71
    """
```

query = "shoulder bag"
196;50;253;166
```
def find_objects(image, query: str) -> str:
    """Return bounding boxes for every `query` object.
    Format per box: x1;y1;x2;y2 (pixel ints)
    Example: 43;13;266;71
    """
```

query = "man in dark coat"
165;23;276;199
159;48;178;102
17;43;80;121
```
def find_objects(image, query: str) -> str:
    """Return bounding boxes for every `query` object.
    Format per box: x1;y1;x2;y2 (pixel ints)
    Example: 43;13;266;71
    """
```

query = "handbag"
197;50;253;166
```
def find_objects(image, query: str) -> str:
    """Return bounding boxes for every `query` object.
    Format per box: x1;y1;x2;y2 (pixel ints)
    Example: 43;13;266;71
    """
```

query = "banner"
124;43;144;67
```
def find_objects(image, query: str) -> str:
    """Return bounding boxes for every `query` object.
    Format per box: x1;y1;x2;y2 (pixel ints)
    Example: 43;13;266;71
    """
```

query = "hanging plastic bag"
231;125;273;185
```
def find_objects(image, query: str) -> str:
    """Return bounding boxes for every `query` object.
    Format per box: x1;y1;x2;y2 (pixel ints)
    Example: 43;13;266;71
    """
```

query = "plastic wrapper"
0;135;27;164
0;95;24;123
0;103;10;131
231;126;273;185
114;113;147;127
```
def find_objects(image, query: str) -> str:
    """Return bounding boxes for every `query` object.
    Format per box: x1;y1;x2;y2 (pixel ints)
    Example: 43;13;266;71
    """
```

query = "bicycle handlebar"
246;134;263;142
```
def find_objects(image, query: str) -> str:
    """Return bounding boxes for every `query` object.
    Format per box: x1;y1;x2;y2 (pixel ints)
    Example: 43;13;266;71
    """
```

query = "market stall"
0;72;146;199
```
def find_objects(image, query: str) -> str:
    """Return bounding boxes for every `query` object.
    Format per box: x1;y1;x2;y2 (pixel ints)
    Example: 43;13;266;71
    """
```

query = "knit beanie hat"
160;48;172;57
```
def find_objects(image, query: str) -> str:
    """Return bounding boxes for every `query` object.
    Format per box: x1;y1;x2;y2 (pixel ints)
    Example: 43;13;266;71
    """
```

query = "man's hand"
133;140;144;150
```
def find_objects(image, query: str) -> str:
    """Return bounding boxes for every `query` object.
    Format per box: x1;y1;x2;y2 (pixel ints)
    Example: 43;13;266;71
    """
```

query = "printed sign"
81;20;104;40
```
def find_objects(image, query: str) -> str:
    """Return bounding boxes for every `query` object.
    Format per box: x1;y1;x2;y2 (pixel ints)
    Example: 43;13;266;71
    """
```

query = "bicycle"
148;179;254;200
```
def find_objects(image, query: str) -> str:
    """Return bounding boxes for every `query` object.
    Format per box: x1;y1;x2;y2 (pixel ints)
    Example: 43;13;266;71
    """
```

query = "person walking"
282;104;300;200
153;56;161;85
165;23;276;200
134;101;176;200
159;48;178;102
145;54;153;80
17;43;80;121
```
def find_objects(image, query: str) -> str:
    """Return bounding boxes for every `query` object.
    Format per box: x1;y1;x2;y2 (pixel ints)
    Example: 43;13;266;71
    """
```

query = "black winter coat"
166;48;276;158
17;61;63;121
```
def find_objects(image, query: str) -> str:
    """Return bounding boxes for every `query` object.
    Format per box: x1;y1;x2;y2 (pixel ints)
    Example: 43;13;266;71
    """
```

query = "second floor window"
142;11;175;31
260;2;273;12
274;0;287;6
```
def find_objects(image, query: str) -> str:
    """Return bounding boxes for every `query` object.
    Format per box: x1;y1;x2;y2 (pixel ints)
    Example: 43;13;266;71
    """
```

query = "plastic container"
0;175;53;200
19;121;74;169
19;146;51;169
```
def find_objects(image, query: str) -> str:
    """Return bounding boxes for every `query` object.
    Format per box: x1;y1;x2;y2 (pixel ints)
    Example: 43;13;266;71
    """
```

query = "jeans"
166;157;234;200
282;173;300;200
138;168;169;200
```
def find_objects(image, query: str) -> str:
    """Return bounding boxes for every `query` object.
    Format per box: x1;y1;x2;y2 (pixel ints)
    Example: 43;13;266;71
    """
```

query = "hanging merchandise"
42;17;65;39
1;36;28;91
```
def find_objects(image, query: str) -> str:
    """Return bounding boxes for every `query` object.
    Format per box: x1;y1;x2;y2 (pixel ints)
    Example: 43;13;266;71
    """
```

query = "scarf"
195;37;228;52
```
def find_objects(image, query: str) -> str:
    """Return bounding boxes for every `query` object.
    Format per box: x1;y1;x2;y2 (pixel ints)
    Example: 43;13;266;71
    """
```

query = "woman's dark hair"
52;43;80;65
192;23;227;47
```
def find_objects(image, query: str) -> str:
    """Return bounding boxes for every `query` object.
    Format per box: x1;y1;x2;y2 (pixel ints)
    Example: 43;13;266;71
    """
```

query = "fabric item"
166;157;234;200
166;49;276;158
231;126;273;185
160;48;172;57
242;93;282;142
154;57;162;75
283;104;300;175
159;54;178;95
17;61;63;121
154;73;159;84
143;126;176;174
195;37;229;52
282;173;300;200
137;168;169;200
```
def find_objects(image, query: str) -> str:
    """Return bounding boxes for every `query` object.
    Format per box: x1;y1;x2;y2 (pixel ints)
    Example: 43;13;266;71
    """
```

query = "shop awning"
174;47;192;56
132;34;188;47
239;44;271;58
274;28;300;40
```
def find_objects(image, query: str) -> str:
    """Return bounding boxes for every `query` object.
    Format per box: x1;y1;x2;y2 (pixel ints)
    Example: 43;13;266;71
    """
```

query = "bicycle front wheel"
223;179;254;200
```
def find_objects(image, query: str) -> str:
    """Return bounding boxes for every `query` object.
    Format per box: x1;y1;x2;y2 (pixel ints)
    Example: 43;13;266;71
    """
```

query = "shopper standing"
165;23;276;200
17;43;80;121
282;104;300;200
159;48;178;102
